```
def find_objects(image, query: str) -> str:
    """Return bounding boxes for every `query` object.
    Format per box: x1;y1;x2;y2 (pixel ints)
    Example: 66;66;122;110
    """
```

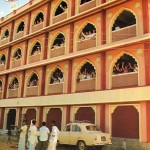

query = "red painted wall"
26;109;36;126
47;108;62;130
112;106;139;139
75;107;95;123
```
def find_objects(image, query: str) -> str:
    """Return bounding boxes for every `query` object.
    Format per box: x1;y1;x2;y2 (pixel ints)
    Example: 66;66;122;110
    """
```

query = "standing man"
38;121;50;150
47;120;59;150
28;120;39;150
18;120;27;150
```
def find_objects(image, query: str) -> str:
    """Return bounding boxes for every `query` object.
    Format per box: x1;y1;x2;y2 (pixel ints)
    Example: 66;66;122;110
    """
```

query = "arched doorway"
7;109;16;129
75;107;95;123
47;108;62;130
26;109;36;126
112;105;139;139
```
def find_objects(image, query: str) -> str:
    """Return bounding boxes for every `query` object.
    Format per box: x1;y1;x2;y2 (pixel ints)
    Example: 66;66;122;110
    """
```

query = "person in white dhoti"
18;120;27;150
28;120;39;150
47;121;59;150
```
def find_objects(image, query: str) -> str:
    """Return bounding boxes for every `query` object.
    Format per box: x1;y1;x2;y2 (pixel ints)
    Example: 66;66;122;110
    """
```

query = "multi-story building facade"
0;0;150;144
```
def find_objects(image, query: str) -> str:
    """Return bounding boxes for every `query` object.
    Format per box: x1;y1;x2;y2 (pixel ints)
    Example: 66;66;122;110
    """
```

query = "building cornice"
0;86;149;107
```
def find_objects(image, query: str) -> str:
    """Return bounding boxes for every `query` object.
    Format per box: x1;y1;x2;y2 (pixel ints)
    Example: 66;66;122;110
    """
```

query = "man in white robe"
18;120;27;150
47;121;59;150
28;120;39;150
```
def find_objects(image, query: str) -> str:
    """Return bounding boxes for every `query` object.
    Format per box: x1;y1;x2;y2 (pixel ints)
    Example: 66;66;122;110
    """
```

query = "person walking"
28;120;39;150
47;120;59;150
18;120;27;150
7;126;12;145
38;121;50;150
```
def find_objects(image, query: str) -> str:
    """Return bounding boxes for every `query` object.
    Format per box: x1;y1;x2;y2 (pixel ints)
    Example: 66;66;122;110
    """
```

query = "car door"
58;125;71;144
69;124;82;145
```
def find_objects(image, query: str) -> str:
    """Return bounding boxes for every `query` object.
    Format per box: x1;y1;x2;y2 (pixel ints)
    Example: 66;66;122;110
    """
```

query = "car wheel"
77;141;87;150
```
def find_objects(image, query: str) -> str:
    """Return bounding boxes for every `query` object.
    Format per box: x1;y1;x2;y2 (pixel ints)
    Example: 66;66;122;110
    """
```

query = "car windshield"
86;125;100;131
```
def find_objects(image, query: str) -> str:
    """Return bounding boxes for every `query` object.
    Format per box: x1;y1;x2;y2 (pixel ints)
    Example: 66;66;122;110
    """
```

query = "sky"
0;0;29;17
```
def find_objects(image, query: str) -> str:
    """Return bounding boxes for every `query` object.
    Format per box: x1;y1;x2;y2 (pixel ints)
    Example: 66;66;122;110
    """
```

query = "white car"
58;121;112;150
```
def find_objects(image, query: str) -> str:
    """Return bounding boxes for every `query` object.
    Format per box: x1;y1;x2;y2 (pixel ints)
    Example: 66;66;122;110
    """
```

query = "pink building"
0;0;150;145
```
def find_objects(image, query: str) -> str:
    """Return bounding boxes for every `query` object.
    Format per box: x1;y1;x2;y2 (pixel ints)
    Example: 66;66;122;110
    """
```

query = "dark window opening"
51;33;65;49
50;68;64;84
28;73;39;87
79;23;96;41
31;42;41;55
77;62;96;81
2;29;9;39
13;48;22;60
55;1;67;16
80;0;92;5
17;21;25;33
0;80;2;91
9;77;19;90
0;54;6;65
113;54;138;75
112;10;136;31
34;12;44;25
7;109;16;130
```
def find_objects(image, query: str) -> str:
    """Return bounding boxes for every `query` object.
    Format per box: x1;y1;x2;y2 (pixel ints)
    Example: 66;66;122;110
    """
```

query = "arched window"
55;1;67;16
0;54;6;65
50;68;64;84
2;29;9;39
34;12;44;25
17;21;25;33
13;48;22;60
31;42;41;55
79;23;96;41
51;33;65;49
112;54;138;75
28;73;39;87
77;62;96;82
0;80;2;91
80;0;92;5
8;77;19;90
112;10;136;31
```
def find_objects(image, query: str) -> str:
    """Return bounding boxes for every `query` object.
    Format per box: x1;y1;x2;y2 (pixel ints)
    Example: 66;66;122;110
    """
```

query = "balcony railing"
8;89;18;98
76;78;95;92
15;31;24;40
48;83;63;94
1;38;9;45
12;59;21;68
79;0;96;13
112;24;136;42
50;47;65;58
29;53;41;63
77;38;96;51
53;12;67;24
32;22;44;32
26;86;38;96
112;72;138;88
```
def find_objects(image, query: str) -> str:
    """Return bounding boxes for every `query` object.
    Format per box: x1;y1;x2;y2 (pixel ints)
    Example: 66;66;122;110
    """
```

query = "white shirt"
28;125;39;144
49;126;59;142
39;126;50;141
20;125;27;138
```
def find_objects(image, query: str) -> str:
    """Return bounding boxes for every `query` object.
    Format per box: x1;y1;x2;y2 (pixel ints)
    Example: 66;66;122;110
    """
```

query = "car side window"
64;125;71;132
72;125;81;132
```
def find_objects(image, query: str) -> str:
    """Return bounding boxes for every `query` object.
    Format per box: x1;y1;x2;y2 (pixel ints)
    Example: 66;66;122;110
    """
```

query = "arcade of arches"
1;105;141;140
